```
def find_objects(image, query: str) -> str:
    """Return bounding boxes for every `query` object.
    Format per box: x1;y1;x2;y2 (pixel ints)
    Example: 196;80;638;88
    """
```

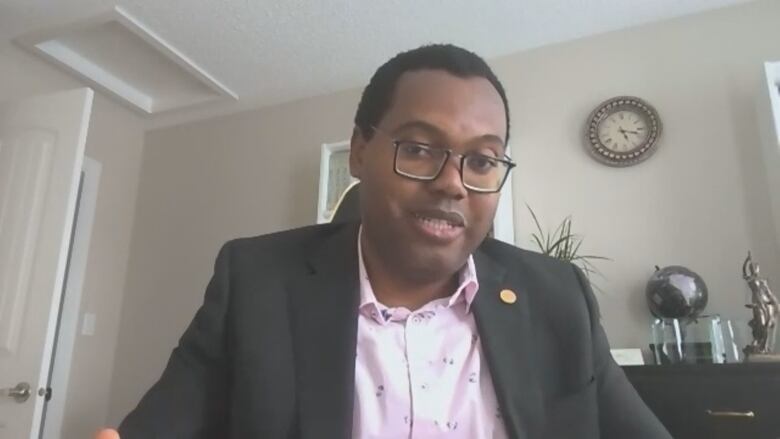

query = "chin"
405;244;467;277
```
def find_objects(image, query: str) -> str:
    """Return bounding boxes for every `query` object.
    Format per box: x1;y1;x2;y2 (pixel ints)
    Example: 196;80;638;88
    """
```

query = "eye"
399;142;432;157
465;154;499;173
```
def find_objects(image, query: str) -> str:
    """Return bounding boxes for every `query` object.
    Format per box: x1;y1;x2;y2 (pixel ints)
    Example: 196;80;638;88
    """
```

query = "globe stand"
650;315;732;364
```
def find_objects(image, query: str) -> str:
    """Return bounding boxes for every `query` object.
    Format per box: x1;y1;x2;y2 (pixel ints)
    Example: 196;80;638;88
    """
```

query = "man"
106;44;671;438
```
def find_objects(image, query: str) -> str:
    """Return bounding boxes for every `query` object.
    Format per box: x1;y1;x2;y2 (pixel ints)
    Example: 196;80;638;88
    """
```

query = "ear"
349;126;368;179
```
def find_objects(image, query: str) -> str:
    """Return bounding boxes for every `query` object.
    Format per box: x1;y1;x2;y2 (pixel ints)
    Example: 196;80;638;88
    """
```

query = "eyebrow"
391;120;506;148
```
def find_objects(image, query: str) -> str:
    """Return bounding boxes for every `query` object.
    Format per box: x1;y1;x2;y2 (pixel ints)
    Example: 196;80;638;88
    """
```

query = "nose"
427;155;467;200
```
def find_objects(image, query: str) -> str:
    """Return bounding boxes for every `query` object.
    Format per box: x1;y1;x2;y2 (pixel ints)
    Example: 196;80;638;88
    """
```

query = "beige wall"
759;64;780;271
0;44;145;438
493;0;780;349
108;0;780;425
107;88;362;424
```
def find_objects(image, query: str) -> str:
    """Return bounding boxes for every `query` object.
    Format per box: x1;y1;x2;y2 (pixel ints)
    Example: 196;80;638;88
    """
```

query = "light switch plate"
611;348;645;366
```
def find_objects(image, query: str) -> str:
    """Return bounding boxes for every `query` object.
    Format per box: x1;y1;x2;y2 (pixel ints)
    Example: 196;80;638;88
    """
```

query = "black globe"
645;265;708;319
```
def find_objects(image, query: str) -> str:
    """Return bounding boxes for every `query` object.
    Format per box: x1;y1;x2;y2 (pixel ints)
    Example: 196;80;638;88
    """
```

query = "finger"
95;428;120;439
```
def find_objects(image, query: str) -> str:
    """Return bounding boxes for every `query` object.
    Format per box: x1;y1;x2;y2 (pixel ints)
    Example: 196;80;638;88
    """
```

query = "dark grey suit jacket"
119;222;671;439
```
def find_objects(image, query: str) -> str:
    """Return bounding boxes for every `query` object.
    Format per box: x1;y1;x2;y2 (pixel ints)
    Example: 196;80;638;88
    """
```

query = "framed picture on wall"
317;140;516;246
317;141;357;223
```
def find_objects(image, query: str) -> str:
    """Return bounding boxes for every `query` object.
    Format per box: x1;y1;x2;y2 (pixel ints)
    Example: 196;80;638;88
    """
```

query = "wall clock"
586;96;662;167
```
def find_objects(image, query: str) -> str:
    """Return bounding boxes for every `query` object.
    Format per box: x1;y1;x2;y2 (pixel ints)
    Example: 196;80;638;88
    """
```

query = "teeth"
415;214;455;229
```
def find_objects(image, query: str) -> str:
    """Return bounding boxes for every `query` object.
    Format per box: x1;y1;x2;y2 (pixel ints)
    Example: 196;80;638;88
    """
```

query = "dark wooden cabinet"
623;363;780;439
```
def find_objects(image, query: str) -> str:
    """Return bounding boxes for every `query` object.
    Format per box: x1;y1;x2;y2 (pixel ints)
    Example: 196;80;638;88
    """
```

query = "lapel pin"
499;289;517;304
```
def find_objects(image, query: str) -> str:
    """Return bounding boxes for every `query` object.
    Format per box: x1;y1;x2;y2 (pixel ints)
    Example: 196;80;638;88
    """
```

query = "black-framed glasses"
372;126;516;193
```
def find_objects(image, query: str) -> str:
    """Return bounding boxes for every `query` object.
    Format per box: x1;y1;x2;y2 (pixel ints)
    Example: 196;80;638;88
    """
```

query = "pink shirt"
352;231;508;438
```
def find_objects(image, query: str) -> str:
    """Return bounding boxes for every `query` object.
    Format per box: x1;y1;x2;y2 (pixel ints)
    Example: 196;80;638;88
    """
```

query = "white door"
0;88;94;439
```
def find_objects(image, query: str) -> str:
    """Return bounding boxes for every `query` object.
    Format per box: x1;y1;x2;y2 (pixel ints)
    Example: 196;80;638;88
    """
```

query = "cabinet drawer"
623;363;780;439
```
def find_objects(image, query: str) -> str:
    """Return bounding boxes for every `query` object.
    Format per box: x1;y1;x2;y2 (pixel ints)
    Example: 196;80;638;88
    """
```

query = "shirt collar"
357;226;480;320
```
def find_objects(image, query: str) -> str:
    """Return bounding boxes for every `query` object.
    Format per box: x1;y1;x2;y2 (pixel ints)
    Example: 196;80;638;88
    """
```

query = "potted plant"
526;204;610;289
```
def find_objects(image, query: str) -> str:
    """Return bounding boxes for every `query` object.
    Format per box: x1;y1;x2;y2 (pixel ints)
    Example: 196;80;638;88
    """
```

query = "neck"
360;235;460;311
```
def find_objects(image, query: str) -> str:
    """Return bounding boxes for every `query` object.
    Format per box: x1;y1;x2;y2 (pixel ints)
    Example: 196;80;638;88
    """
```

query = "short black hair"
354;44;510;144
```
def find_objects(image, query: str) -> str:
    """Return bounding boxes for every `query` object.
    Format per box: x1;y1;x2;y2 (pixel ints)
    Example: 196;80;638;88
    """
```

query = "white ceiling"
1;0;757;128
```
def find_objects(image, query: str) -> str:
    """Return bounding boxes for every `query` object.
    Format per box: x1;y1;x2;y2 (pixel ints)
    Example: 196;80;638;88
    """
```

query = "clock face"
586;96;662;167
597;110;650;153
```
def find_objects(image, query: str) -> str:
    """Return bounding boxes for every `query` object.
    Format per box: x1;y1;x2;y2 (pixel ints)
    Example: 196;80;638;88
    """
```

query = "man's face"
351;69;507;281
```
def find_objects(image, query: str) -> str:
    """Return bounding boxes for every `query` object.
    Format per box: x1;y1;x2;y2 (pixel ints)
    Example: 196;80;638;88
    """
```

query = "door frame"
40;156;102;439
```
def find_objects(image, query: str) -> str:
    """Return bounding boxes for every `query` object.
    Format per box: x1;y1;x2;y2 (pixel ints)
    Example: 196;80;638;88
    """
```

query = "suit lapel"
288;223;361;439
472;247;545;439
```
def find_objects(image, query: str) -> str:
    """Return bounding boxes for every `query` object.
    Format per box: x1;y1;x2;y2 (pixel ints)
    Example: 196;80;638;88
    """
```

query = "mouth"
409;209;466;242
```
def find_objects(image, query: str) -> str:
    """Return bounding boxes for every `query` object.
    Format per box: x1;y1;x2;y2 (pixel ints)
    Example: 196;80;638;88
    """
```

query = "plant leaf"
548;233;577;253
563;217;572;258
575;255;613;261
531;233;547;254
571;239;583;258
526;203;545;236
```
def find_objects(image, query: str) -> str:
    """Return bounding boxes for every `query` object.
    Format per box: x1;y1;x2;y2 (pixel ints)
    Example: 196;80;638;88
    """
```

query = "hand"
94;428;119;439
